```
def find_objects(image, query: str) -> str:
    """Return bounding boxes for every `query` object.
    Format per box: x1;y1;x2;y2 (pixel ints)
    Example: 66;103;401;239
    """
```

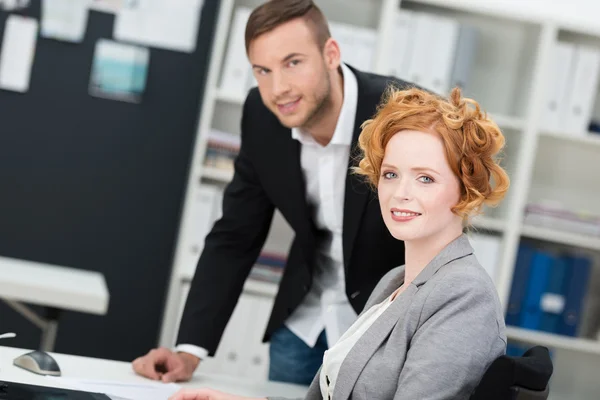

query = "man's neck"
304;68;345;146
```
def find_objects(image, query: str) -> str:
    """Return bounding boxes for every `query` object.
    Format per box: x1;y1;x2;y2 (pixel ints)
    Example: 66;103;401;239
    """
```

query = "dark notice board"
0;1;219;361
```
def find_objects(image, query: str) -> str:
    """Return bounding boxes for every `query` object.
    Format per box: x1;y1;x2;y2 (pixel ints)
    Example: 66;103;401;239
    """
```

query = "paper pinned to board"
114;0;204;53
41;0;90;43
0;0;30;11
46;377;181;400
89;39;150;103
0;15;38;93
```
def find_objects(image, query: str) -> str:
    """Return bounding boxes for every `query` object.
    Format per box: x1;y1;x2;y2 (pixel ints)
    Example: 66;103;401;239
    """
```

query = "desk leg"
2;300;61;352
41;307;60;352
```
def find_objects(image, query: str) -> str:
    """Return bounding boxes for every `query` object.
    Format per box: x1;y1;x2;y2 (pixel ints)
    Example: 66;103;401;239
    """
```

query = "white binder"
562;45;600;136
539;42;576;133
219;6;253;99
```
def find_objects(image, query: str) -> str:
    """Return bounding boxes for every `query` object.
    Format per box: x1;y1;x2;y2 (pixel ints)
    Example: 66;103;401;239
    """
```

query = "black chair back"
470;346;554;400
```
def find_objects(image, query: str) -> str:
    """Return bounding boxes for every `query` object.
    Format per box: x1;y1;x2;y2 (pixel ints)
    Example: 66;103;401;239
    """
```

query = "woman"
169;86;510;400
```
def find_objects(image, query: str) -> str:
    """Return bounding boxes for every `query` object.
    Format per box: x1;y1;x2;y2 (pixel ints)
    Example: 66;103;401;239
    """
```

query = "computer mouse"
13;350;61;376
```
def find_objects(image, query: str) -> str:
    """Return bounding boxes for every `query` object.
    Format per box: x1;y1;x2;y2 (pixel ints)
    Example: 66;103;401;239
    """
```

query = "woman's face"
377;130;462;244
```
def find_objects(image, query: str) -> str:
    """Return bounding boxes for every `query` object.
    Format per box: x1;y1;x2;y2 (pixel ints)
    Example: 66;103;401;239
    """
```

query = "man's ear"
322;38;341;71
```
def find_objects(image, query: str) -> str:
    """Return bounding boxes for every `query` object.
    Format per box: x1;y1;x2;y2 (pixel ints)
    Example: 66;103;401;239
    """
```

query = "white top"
176;63;359;359
319;292;394;399
284;62;359;348
0;255;109;314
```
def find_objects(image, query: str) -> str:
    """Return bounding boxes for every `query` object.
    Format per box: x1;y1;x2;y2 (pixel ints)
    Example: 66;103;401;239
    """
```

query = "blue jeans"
269;326;328;385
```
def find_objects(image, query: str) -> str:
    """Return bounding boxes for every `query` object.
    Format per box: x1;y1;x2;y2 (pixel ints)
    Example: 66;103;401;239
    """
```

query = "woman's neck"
403;227;463;285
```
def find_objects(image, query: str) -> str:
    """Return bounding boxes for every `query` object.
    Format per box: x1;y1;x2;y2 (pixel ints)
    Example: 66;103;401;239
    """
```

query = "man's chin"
276;115;306;129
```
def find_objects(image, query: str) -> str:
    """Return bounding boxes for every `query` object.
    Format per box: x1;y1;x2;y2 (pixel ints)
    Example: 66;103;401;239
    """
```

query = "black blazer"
177;66;411;355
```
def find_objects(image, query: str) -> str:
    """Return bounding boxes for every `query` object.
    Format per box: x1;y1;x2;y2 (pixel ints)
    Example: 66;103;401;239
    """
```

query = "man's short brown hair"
245;0;331;54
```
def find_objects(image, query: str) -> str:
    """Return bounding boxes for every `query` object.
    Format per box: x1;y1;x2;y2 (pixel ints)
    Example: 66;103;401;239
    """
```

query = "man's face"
248;18;337;129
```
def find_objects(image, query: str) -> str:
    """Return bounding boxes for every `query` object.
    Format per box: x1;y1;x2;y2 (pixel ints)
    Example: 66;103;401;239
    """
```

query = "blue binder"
558;254;592;336
538;255;570;334
520;251;553;330
505;244;535;327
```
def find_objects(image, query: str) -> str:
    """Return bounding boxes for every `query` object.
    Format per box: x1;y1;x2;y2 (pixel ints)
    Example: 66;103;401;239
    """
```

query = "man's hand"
168;388;266;400
132;347;200;383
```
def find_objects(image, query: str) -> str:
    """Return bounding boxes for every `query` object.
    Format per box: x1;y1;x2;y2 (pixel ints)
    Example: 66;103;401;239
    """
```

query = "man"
133;0;411;386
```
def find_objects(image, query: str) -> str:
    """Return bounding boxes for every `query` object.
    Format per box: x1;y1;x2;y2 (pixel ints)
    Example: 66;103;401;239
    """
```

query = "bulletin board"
0;1;219;361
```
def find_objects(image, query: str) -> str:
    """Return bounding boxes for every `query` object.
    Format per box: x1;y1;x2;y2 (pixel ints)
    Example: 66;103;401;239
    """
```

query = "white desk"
0;346;308;399
0;256;109;351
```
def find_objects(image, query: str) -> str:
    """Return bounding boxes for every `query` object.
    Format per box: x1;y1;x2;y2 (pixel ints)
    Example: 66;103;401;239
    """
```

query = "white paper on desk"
90;0;126;13
0;15;38;93
41;0;90;43
114;0;203;53
46;377;181;400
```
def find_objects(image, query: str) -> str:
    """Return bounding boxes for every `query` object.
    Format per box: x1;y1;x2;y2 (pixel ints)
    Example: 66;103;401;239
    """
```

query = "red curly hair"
355;86;510;221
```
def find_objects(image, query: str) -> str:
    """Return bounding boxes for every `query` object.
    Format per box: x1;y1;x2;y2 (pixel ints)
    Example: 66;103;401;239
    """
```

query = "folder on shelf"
385;9;415;80
538;255;569;334
178;184;223;278
562;45;600;136
330;21;377;73
505;244;535;327
219;6;253;100
520;250;553;330
449;24;479;93
404;12;460;94
558;254;592;337
426;14;460;95
468;232;501;284
539;42;576;133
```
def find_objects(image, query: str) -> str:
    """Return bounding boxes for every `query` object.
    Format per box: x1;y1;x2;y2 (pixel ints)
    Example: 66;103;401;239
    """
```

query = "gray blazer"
270;233;507;400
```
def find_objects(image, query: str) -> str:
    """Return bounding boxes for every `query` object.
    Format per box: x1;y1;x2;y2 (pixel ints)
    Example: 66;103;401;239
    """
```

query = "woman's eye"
382;171;397;179
288;59;300;67
418;175;434;183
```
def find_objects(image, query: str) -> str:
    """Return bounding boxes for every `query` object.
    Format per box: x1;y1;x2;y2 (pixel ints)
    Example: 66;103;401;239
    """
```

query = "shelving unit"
158;0;600;395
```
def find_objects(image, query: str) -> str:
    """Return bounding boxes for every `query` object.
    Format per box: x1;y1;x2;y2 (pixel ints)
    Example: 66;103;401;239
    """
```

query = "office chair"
470;346;554;400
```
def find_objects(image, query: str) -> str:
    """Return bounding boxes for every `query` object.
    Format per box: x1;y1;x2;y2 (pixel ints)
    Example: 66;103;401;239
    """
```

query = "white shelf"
520;224;600;251
539;130;600;148
489;114;526;131
202;166;234;183
506;326;600;356
214;88;245;105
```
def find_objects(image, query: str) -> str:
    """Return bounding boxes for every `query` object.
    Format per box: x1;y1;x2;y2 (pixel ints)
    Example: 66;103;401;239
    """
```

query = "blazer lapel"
341;82;380;269
333;284;418;400
332;234;474;400
270;124;316;256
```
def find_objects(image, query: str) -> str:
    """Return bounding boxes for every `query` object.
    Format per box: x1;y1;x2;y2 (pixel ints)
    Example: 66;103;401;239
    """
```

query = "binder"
505;244;535;327
538;256;569;333
539;42;576;133
558;254;592;336
219;7;253;99
520;250;553;330
386;10;415;80
562;45;600;136
449;24;479;92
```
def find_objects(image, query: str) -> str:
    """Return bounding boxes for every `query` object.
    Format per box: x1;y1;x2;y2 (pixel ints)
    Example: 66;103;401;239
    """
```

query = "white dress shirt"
175;64;359;359
320;293;394;399
284;63;358;348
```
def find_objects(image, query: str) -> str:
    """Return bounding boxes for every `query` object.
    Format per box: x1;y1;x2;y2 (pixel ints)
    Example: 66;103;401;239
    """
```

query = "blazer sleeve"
393;271;506;400
176;93;276;355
